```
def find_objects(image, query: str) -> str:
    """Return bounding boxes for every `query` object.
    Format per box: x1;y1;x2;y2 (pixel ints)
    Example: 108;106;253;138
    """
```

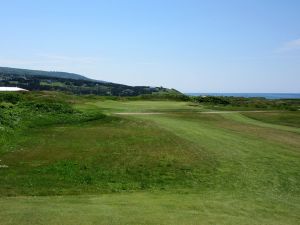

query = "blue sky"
0;0;299;92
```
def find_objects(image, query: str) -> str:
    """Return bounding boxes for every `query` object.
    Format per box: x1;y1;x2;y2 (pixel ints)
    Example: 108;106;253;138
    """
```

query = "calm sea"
186;93;300;99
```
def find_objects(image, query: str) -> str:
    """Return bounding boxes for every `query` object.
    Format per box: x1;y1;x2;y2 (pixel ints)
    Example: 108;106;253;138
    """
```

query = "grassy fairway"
242;111;300;128
1;192;299;225
76;99;205;113
0;98;299;224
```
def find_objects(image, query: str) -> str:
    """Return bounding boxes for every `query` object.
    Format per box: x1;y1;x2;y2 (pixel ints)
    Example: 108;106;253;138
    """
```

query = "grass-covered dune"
0;92;299;225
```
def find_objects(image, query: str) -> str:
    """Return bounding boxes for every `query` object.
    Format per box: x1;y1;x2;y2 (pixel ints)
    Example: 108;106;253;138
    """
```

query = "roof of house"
0;87;28;92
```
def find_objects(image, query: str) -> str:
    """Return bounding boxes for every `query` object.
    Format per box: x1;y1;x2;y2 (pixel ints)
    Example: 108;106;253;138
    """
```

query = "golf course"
0;92;299;225
2;1;300;224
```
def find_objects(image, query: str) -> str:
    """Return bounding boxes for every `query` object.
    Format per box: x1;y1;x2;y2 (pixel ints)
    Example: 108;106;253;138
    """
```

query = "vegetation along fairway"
0;92;299;225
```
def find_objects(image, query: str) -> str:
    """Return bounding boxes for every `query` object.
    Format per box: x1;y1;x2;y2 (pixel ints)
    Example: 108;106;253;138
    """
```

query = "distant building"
0;87;28;92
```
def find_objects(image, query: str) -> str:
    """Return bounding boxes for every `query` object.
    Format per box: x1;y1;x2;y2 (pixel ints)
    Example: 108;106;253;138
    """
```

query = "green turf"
0;96;299;224
242;111;300;128
0;192;299;225
76;99;205;113
223;113;300;133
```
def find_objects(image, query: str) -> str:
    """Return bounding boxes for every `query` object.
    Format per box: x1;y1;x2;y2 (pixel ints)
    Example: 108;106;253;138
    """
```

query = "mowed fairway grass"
0;100;300;225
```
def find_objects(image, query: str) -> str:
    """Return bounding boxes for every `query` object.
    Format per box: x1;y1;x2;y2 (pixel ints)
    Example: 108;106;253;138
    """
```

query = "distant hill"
0;66;181;97
0;67;92;81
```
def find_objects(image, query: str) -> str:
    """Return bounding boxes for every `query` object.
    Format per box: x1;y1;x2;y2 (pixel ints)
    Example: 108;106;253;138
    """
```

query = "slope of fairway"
242;111;300;128
134;113;300;195
224;112;300;133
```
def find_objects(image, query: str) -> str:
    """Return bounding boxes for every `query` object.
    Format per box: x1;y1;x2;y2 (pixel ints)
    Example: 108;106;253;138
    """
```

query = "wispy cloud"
35;54;106;64
276;38;300;53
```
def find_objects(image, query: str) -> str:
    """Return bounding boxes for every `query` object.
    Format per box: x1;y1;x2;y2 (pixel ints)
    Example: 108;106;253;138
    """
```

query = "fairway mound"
0;115;215;196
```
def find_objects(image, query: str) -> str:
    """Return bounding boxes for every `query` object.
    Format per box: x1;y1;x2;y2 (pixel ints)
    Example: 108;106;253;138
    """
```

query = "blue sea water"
186;93;300;99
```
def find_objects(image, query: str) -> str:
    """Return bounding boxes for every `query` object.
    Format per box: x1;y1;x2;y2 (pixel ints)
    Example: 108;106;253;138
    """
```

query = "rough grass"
1;117;210;196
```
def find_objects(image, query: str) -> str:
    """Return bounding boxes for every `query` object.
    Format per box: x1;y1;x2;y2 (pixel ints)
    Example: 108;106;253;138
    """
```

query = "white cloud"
276;38;300;52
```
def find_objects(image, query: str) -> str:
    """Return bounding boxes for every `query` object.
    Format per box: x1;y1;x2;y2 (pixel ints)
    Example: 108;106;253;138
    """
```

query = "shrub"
196;96;230;105
23;101;74;113
0;92;24;104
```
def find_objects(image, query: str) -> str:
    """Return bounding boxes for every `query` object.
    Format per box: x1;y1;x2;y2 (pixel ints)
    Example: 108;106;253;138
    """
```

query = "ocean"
186;93;300;99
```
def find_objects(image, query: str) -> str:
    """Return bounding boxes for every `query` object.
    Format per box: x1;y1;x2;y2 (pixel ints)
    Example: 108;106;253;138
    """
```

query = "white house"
0;87;28;92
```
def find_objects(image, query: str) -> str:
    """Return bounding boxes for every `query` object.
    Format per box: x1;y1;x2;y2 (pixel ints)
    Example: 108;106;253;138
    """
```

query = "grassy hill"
0;67;180;96
0;91;299;224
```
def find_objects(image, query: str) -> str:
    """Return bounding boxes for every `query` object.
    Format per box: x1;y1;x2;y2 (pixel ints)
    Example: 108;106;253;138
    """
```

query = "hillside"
0;67;180;96
0;67;91;81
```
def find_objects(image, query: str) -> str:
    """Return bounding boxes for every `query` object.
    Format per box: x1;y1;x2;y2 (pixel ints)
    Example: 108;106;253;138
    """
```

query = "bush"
0;92;24;104
0;92;106;139
22;101;74;113
195;96;230;105
134;93;191;101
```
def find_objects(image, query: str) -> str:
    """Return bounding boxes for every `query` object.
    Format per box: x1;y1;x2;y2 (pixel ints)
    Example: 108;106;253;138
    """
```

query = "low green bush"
0;92;24;104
